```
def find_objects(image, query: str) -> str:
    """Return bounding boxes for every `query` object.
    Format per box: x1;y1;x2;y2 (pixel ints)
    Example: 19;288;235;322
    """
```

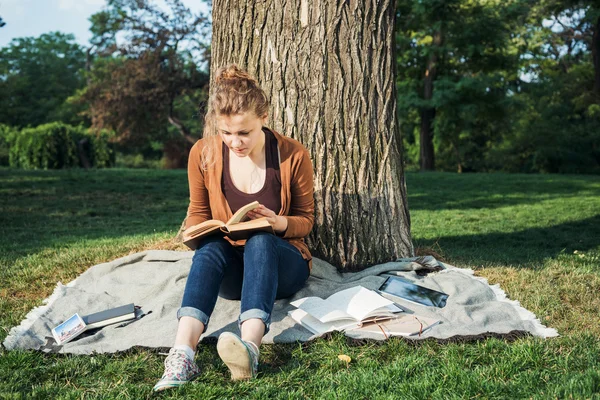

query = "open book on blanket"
183;201;274;249
288;286;403;335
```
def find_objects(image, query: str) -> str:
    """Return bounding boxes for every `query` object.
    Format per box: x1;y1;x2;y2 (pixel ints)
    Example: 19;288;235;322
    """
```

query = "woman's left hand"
246;204;288;234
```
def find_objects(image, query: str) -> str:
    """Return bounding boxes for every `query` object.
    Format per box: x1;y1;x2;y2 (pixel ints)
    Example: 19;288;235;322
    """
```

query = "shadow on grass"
0;168;189;259
406;172;600;211
416;214;600;268
3;169;599;268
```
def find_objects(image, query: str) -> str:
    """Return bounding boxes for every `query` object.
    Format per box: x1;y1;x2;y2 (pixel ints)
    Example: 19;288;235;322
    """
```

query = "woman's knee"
190;237;234;272
245;231;277;250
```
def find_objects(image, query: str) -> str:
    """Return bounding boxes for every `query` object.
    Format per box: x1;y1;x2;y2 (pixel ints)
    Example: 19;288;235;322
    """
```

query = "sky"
0;0;209;48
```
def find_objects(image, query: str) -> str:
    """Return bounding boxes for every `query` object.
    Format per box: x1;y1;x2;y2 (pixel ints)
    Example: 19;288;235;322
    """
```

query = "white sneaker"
216;332;259;380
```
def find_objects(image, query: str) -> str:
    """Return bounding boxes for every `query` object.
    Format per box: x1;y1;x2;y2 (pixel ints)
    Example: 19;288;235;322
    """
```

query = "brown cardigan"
186;127;315;270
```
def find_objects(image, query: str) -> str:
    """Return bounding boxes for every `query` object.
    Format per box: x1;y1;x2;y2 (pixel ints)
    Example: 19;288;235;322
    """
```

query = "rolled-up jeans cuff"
238;308;271;334
177;306;210;333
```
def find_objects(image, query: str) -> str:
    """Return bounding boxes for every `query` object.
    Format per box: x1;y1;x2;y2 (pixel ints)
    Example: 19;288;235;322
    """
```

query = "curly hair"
200;64;270;170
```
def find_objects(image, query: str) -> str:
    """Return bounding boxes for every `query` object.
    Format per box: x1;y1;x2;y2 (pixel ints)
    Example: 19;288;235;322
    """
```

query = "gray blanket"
3;250;557;354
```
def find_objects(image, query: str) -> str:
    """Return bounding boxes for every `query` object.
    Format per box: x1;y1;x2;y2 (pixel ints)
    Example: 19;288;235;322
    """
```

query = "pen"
116;310;152;328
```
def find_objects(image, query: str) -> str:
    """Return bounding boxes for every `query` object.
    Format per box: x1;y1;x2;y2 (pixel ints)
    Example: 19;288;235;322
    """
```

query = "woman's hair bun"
215;64;258;87
200;63;269;169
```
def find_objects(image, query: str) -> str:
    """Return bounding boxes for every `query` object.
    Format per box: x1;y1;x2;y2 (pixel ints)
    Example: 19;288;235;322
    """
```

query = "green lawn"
1;168;599;399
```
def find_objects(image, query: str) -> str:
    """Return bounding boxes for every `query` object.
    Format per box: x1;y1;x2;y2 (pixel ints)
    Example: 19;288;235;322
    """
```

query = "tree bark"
419;30;441;171
210;0;413;269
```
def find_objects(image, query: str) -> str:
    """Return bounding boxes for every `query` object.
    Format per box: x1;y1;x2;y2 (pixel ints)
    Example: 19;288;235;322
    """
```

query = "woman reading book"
153;64;315;391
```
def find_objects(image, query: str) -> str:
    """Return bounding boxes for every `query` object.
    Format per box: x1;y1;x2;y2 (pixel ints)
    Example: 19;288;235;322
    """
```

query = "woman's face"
217;112;267;158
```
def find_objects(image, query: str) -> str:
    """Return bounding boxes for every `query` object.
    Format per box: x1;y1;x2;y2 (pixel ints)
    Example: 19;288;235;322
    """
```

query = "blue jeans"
177;231;310;334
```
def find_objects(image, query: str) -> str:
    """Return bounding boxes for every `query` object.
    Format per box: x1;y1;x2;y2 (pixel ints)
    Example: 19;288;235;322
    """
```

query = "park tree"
81;0;210;163
500;0;600;173
0;32;86;128
532;1;600;98
536;1;600;94
395;0;529;172
207;0;413;269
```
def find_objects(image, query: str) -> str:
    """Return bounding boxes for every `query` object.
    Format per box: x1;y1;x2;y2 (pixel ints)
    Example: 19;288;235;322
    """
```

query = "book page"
226;217;271;232
288;309;361;335
226;201;260;225
290;297;355;323
184;220;225;237
182;225;224;250
225;217;274;241
325;286;396;322
85;314;136;330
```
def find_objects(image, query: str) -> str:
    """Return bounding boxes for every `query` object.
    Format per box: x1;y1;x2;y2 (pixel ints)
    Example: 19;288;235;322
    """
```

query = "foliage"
0;32;87;128
499;1;600;173
79;0;210;150
0;124;17;166
1;169;599;397
2;1;599;173
395;0;530;172
7;122;115;170
492;64;600;173
115;153;164;169
91;129;117;168
395;0;600;174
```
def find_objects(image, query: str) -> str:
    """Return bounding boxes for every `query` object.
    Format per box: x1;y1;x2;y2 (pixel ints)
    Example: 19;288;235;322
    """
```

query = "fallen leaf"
337;354;351;363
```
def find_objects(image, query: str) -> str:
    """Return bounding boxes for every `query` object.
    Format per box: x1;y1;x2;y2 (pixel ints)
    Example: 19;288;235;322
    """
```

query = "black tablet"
378;276;448;308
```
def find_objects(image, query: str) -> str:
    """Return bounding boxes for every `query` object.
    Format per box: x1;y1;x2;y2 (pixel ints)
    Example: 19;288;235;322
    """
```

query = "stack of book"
51;303;138;345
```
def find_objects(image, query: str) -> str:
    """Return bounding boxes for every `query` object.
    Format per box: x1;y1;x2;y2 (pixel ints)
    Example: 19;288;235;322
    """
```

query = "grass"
1;168;599;399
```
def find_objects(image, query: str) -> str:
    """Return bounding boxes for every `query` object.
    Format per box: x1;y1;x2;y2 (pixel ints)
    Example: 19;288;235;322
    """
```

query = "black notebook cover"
82;303;135;325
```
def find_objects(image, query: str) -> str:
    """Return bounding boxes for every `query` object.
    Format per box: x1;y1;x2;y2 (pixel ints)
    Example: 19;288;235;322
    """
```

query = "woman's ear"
260;113;268;126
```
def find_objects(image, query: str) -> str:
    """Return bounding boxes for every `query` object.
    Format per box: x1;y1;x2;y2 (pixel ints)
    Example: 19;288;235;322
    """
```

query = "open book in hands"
288;286;403;335
183;201;275;249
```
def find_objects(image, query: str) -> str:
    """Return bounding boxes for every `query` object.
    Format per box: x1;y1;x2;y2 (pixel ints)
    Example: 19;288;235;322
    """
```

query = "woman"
153;64;315;391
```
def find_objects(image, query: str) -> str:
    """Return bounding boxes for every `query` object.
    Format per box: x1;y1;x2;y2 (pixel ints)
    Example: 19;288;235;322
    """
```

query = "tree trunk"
419;30;441;171
210;0;413;269
77;138;92;169
593;16;600;95
167;112;196;145
419;107;435;171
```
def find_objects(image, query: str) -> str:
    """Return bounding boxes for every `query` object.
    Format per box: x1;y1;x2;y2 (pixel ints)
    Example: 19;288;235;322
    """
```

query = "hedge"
6;122;115;169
